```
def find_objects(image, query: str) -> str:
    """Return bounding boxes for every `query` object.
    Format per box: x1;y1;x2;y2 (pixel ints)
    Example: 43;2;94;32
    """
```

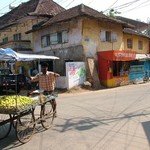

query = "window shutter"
41;36;47;47
50;33;58;44
62;30;68;43
100;30;106;42
111;32;117;42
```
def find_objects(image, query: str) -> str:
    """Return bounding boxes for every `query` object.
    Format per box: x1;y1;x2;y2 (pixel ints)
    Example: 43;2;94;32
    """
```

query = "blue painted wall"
129;60;150;82
129;65;144;81
144;60;150;77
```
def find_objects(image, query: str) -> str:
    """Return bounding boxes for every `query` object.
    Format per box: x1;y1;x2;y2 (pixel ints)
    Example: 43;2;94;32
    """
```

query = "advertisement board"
66;62;86;89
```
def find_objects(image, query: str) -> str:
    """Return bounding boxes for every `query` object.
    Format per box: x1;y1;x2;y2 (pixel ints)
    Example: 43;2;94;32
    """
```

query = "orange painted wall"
97;52;113;80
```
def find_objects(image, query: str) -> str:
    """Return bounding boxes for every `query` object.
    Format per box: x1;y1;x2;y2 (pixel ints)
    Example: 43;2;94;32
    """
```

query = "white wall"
66;62;86;89
55;62;86;89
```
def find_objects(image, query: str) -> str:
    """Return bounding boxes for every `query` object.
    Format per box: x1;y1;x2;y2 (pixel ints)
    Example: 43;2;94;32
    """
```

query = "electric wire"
121;0;150;13
0;0;29;16
65;0;75;8
0;0;17;12
103;0;119;12
110;0;141;10
0;1;40;24
102;0;150;21
87;0;95;5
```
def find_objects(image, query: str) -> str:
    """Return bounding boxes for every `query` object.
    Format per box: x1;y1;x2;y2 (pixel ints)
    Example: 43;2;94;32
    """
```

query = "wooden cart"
0;92;57;144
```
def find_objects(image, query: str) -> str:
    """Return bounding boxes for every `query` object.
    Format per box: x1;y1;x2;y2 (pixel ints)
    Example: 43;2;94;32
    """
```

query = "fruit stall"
0;48;59;144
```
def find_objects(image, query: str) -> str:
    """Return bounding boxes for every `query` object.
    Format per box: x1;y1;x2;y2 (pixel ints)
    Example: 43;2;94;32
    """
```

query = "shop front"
129;54;149;83
97;50;136;88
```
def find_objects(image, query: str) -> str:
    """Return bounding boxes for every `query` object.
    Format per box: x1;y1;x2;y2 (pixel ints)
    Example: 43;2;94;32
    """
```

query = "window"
100;30;117;42
113;61;129;76
50;33;57;44
106;31;111;42
127;39;132;49
111;32;117;42
50;31;68;44
41;36;47;47
100;30;106;42
47;35;50;46
41;35;50;47
138;40;143;50
13;33;21;41
41;30;68;47
2;37;8;43
57;32;62;43
62;30;68;43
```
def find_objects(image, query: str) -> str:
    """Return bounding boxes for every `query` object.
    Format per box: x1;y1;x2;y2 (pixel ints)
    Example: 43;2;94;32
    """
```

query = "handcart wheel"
16;110;35;144
0;114;12;140
40;101;55;129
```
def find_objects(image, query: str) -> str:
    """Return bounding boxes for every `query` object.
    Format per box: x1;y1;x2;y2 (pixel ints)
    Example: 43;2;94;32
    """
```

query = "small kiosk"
129;54;150;83
97;50;136;87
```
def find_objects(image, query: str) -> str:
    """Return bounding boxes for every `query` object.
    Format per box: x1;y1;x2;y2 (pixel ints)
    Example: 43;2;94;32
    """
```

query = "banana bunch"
0;95;33;113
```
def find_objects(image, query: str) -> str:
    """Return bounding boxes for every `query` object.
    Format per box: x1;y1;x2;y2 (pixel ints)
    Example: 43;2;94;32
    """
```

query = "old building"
26;4;135;88
0;0;65;53
0;0;65;75
123;28;150;83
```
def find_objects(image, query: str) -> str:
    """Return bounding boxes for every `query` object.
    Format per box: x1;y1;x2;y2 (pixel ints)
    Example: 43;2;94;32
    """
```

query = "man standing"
30;62;60;117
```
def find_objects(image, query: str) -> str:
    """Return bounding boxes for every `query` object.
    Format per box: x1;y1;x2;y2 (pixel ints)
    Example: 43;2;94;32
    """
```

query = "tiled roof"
116;16;148;30
0;0;65;29
43;4;133;28
123;28;150;38
29;0;65;16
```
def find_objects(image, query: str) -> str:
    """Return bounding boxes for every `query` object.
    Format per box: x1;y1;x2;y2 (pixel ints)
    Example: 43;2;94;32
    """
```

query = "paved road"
1;82;150;150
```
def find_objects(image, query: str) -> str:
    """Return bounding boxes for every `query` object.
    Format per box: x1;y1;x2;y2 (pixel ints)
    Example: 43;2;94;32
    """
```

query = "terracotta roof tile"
43;4;133;28
0;0;65;29
116;16;148;30
29;0;65;16
0;0;38;28
123;28;150;38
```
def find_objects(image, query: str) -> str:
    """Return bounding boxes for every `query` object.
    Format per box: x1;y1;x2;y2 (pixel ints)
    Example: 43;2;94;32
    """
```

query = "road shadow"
55;116;108;132
55;111;150;133
0;128;22;150
0;124;47;150
142;121;150;146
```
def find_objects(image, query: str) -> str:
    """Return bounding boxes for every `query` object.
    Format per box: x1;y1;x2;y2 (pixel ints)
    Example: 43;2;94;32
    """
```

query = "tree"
107;9;121;19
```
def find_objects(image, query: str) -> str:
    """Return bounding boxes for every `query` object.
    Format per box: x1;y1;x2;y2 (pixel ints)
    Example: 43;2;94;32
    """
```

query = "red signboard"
97;50;136;61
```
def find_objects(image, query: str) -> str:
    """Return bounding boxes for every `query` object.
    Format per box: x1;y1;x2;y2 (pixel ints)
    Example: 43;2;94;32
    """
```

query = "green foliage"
107;9;121;19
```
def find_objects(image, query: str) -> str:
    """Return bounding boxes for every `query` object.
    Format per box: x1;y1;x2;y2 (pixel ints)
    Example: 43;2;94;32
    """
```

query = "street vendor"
28;62;60;117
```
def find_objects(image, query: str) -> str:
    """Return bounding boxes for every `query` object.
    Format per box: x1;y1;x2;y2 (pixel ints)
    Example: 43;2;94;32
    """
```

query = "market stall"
0;48;59;143
97;50;136;87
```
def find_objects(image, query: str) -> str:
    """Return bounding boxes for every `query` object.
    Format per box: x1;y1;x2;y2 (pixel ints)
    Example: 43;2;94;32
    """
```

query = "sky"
0;0;150;23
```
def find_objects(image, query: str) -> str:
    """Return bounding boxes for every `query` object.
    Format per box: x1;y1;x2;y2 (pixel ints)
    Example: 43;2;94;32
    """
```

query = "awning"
136;54;148;60
145;54;150;59
0;48;59;61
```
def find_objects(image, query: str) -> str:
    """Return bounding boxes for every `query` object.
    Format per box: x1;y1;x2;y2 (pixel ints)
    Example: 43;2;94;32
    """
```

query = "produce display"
0;93;57;114
0;95;37;114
